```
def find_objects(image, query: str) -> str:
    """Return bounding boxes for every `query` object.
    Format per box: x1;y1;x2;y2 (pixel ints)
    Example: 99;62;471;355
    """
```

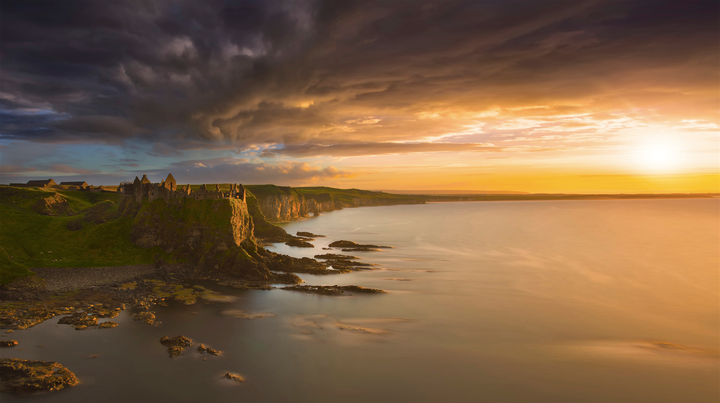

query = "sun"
634;144;681;173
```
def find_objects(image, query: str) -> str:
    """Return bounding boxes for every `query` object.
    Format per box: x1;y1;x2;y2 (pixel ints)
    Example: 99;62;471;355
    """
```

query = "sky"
0;0;718;193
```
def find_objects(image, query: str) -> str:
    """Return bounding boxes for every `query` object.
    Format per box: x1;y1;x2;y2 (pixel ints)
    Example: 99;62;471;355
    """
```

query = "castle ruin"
120;173;245;203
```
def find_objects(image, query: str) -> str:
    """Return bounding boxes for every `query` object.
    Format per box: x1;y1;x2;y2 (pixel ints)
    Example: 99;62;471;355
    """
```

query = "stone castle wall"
120;174;245;203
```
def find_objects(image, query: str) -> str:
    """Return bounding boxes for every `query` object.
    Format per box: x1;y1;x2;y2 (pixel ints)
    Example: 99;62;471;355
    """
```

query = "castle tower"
133;176;142;201
165;173;177;191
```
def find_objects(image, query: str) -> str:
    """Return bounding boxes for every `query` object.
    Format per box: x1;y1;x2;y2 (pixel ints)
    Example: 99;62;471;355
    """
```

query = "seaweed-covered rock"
133;311;156;325
160;335;193;358
58;314;98;327
0;358;79;394
98;322;118;328
197;344;222;356
0;340;19;347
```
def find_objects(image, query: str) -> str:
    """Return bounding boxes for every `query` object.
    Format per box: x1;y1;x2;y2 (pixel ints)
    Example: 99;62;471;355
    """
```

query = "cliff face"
246;186;424;222
129;198;269;279
131;198;253;253
253;189;309;222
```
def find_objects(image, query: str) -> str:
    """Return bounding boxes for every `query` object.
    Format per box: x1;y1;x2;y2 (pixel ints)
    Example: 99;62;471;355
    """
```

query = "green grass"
245;184;301;200
0;187;164;281
0;246;33;284
295;186;424;204
58;190;123;212
0;203;160;271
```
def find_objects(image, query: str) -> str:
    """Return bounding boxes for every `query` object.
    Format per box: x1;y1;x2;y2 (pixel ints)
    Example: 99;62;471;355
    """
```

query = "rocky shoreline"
0;230;391;395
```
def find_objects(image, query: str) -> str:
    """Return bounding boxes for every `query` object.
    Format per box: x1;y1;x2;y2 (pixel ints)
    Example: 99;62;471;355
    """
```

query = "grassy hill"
0;187;161;284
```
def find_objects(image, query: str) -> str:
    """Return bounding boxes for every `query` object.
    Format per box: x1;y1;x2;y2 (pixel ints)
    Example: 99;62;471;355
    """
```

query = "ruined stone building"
59;181;89;189
120;173;245;203
9;179;58;188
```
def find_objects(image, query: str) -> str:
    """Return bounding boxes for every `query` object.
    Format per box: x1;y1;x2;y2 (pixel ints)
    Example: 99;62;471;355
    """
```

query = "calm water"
3;200;719;402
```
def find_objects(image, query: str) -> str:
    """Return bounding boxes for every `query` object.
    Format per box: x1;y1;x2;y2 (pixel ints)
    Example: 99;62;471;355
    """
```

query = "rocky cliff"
245;185;424;222
126;196;328;281
128;197;272;279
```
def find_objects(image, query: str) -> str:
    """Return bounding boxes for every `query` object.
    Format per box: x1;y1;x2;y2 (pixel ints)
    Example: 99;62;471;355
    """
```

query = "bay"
3;199;718;402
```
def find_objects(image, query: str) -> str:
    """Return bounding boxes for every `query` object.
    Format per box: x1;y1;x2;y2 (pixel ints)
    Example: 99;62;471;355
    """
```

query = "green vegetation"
246;184;303;200
295;186;424;204
0;246;32;284
0;187;162;284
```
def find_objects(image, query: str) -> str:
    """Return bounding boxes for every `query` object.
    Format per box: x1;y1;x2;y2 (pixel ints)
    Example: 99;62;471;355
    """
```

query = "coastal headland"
0;176;716;394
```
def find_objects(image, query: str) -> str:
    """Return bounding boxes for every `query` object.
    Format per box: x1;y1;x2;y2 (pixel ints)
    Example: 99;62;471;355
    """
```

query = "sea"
3;199;718;402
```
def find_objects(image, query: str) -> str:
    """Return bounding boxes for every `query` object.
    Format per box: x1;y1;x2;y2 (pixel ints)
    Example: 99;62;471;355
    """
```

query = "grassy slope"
0;187;160;284
294;186;423;204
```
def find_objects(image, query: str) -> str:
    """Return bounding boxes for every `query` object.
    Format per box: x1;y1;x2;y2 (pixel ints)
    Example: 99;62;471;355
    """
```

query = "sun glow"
637;145;679;171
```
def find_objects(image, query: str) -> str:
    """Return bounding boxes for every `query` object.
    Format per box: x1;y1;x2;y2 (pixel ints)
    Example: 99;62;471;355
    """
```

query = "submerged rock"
0;340;19;347
0;358;79;394
98;322;118;329
221;309;277;319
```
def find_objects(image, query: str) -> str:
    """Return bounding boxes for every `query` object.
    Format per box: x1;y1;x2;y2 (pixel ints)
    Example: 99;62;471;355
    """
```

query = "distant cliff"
245;185;425;222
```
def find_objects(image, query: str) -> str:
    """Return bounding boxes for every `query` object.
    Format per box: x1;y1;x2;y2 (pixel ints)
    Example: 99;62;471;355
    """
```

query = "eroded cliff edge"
246;185;425;222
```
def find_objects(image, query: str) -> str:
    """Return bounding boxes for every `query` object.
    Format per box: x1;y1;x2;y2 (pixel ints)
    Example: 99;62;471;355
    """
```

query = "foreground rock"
282;285;386;296
133;311;156;325
261;250;350;275
160;335;193;358
0;358;79;394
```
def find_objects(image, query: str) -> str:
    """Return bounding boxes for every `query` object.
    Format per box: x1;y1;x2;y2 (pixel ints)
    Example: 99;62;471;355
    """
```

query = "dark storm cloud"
1;0;717;154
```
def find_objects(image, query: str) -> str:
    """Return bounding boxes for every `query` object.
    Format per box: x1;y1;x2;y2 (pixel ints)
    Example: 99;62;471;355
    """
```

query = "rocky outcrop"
33;194;74;216
131;198;253;253
0;358;79;394
159;335;193;358
129;198;274;280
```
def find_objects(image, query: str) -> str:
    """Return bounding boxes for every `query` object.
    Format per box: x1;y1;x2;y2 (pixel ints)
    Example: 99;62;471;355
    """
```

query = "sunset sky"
1;0;718;193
